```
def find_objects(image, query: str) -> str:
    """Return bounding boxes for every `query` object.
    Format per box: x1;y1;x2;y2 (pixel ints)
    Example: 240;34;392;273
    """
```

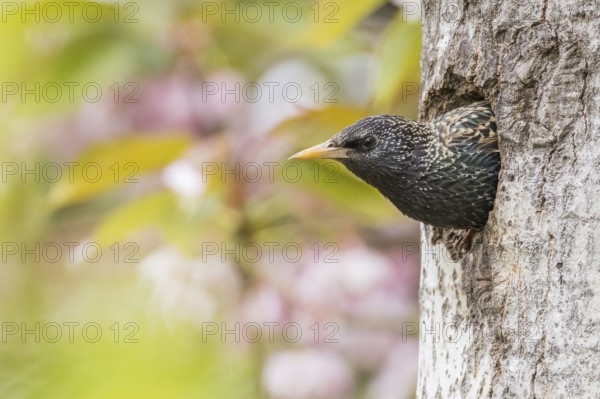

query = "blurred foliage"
48;136;192;207
0;1;422;398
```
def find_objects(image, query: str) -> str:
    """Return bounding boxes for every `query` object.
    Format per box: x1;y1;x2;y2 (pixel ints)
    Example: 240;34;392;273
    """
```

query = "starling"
289;101;500;234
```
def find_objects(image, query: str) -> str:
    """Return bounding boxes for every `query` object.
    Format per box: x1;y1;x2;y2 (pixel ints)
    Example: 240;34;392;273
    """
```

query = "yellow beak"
288;140;349;160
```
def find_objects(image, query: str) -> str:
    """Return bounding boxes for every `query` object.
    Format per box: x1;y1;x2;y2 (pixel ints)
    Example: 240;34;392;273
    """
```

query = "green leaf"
48;135;191;207
288;161;401;223
93;191;177;246
295;0;388;47
273;105;373;144
373;17;422;109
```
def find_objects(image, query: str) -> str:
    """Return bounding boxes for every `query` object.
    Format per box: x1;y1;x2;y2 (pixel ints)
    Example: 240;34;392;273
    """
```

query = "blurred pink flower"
140;247;241;327
129;74;196;131
294;246;393;318
263;349;353;399
242;284;287;325
246;58;328;137
193;69;246;132
367;340;419;399
336;329;398;372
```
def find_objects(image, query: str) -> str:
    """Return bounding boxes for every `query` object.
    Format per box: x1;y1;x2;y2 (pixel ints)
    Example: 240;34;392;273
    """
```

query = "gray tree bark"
416;1;600;398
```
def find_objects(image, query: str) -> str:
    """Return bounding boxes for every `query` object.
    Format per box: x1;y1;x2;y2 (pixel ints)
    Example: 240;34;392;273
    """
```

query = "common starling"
289;101;500;235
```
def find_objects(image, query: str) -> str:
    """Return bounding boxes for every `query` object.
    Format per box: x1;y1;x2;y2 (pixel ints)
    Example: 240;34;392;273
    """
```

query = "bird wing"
428;101;499;169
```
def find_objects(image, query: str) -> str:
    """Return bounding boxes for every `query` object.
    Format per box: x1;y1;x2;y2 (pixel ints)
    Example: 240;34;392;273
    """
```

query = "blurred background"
0;0;422;398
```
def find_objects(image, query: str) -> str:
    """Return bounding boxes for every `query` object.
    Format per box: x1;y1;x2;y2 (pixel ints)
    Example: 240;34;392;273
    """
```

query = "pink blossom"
263;349;353;399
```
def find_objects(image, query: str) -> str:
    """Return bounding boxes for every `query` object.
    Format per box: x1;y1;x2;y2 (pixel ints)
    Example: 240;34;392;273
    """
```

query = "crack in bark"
528;231;554;397
470;48;480;79
536;147;557;213
576;63;589;167
540;0;548;22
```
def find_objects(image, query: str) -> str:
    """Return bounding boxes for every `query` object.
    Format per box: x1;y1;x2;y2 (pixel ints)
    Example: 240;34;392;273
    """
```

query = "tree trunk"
416;1;600;398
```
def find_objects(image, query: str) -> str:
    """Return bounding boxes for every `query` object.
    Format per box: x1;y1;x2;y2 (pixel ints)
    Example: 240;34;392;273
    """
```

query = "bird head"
289;115;424;181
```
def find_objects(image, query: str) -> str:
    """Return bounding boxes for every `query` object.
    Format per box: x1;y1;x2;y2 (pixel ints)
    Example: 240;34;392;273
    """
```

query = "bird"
289;101;500;250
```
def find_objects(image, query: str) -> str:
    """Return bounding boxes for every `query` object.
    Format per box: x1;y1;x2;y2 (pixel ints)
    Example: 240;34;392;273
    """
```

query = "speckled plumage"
325;101;500;229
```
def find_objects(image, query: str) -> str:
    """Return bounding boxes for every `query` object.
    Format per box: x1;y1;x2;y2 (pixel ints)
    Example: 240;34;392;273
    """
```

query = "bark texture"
417;1;600;398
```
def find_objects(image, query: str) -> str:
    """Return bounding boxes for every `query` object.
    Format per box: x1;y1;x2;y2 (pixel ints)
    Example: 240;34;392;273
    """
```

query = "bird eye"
363;135;376;149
